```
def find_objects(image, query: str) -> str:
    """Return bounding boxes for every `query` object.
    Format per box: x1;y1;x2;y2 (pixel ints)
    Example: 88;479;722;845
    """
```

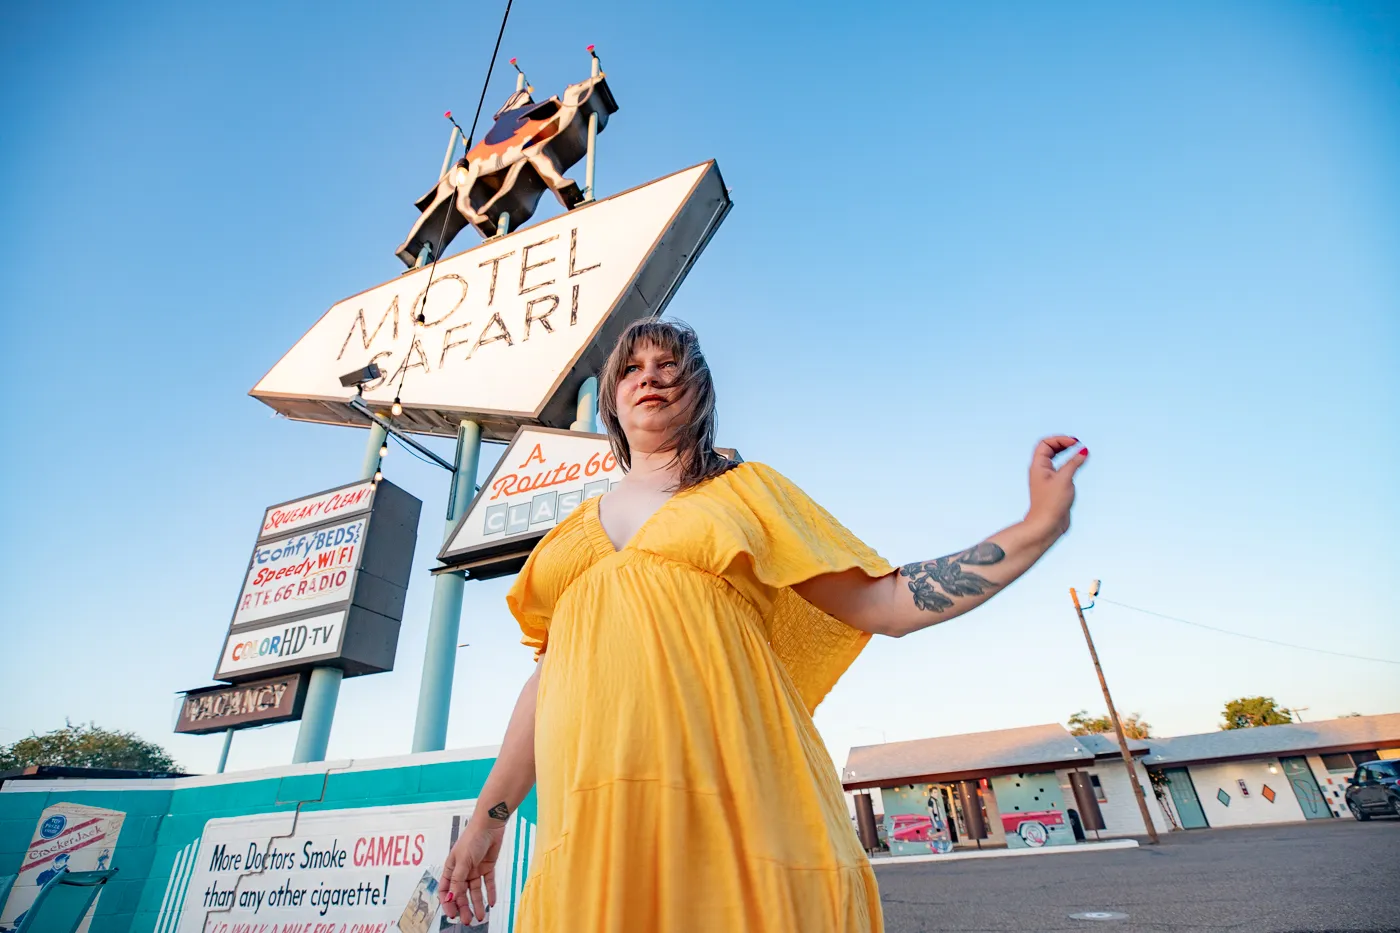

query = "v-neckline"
588;488;684;556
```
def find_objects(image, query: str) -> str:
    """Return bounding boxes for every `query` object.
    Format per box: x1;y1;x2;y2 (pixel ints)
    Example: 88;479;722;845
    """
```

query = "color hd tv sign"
250;161;730;441
213;480;422;683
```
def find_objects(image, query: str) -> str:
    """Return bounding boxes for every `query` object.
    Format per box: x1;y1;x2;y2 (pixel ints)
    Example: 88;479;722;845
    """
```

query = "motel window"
1321;753;1355;772
1090;774;1107;802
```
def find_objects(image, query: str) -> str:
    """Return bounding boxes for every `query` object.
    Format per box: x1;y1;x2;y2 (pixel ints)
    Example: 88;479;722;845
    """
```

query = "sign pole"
411;419;483;753
583;47;601;201
292;665;343;763
290;425;386;764
439;125;460;179
216;728;234;774
570;376;598;432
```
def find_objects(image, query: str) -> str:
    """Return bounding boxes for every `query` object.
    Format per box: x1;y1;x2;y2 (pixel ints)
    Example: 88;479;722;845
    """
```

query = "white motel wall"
1186;760;1306;827
1051;759;1174;837
847;715;1400;843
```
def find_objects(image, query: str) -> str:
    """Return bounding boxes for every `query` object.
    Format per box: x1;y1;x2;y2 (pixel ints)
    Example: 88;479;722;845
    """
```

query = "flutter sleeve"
709;463;896;713
505;546;552;661
504;506;596;661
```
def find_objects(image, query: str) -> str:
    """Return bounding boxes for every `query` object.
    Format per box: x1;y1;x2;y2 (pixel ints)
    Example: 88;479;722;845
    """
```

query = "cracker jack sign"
0;803;126;933
252;161;730;441
214;480;422;682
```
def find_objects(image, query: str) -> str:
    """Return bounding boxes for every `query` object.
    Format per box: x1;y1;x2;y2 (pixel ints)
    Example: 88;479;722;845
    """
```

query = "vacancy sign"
251;161;730;440
438;427;621;576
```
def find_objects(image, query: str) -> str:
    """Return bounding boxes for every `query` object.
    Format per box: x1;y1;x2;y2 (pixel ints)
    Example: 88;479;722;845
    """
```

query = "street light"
1069;580;1160;844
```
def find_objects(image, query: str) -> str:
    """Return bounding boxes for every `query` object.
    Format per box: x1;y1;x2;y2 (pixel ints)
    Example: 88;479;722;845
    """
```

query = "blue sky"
1;1;1396;775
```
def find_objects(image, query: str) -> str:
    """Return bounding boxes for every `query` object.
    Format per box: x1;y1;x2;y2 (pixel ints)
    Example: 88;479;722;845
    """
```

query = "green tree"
0;721;179;772
1219;696;1293;730
1067;710;1152;739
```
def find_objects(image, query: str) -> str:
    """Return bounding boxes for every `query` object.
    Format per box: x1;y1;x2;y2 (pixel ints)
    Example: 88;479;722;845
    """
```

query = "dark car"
1345;760;1400;820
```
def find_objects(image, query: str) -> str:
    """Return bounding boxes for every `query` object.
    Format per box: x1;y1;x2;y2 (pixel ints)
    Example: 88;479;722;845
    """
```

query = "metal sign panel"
251;161;730;440
438;427;621;577
258;481;375;537
213;479;422;683
233;518;365;626
213;613;346;679
437;426;740;580
174;673;308;734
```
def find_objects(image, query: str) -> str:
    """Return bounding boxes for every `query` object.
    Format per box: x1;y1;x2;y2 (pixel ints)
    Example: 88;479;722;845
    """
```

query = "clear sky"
1;1;1396;776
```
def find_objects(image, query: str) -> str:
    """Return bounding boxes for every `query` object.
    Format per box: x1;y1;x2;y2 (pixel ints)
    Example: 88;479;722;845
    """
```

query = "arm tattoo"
899;542;1006;613
487;802;510;821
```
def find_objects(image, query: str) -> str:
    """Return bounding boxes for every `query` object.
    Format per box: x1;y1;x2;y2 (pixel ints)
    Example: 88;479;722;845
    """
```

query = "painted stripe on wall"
154;841;196;933
164;840;200;933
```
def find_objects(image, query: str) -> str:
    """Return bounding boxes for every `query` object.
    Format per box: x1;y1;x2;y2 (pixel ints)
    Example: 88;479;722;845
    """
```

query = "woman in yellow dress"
439;319;1088;931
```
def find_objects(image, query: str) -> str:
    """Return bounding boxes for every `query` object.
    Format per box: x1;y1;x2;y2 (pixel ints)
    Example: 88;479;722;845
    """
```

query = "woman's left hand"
1024;435;1088;541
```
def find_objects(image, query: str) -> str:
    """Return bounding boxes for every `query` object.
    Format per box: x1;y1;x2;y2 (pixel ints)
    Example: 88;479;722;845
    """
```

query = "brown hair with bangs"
597;318;738;491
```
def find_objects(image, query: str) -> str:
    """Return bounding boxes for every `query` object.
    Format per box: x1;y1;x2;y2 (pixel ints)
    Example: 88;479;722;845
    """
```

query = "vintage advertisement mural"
879;785;953;857
0;803;126;933
170;801;516;933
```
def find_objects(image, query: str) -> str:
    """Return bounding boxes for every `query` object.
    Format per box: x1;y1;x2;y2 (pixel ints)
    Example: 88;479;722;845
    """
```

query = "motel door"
1280;757;1331;819
1160;768;1209;829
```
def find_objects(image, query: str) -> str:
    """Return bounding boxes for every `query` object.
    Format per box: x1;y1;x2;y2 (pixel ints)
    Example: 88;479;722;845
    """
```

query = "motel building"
842;713;1400;855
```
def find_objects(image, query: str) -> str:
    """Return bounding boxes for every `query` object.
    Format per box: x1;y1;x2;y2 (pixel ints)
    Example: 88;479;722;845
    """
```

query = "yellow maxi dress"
507;462;894;932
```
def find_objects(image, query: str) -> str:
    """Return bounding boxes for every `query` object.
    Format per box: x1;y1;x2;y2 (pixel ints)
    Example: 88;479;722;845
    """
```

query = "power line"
395;0;515;402
1097;598;1400;666
390;431;448;469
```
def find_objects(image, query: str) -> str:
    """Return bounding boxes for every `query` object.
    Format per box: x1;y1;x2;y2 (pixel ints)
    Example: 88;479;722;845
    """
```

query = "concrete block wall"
0;784;175;933
0;747;527;933
1307;755;1355;818
1053;760;1172;838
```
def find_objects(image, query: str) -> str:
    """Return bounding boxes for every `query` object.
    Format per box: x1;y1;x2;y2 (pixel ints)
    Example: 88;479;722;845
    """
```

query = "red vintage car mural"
889;814;936;843
1000;810;1065;848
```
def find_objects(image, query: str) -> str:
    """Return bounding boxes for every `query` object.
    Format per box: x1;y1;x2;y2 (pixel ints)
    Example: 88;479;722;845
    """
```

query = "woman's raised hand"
1025;435;1088;541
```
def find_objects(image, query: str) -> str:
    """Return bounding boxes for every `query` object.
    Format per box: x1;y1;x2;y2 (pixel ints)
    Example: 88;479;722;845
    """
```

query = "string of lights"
392;0;514;408
377;0;514;488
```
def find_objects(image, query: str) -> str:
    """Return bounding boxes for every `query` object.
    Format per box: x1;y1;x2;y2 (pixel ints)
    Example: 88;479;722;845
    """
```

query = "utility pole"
1070;586;1160;844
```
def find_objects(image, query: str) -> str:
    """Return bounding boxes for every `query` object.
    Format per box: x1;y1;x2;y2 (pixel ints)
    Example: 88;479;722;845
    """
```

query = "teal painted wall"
0;751;535;933
0;788;173;933
988;772;1075;849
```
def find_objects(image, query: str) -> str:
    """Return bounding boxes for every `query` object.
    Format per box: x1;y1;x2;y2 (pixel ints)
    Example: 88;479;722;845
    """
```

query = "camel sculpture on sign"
395;68;618;267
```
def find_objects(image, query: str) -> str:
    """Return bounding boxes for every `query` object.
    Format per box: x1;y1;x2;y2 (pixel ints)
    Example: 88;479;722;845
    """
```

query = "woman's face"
615;340;690;454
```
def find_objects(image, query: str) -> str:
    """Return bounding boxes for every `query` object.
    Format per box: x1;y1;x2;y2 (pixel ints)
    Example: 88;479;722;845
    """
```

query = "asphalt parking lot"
874;819;1400;933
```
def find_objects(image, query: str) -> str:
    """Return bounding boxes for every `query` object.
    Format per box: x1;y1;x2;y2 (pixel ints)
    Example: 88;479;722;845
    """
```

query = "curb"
871;838;1140;867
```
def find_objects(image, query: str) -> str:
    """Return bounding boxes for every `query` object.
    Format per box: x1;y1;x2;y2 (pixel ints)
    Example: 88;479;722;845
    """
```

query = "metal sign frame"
175;673;309;734
250;161;732;441
213;478;422;683
437;426;617;580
